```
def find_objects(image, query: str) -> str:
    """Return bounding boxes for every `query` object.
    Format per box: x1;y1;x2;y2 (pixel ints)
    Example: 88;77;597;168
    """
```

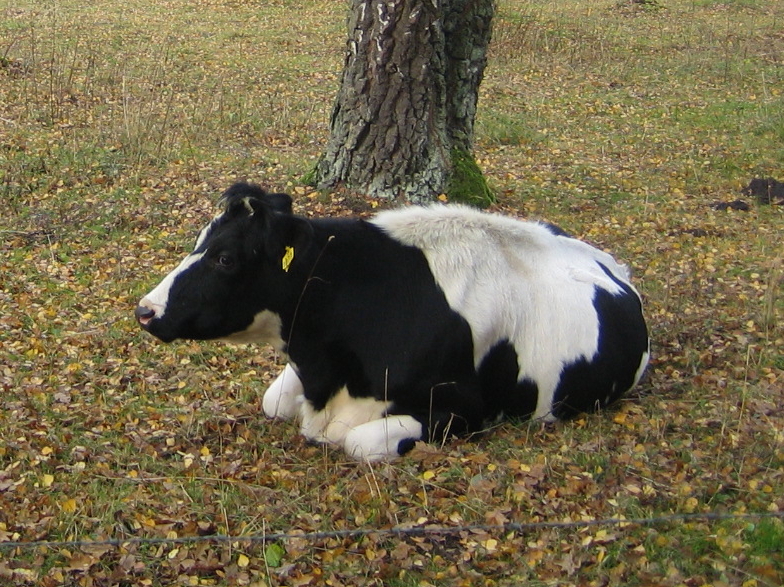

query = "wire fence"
1;510;781;552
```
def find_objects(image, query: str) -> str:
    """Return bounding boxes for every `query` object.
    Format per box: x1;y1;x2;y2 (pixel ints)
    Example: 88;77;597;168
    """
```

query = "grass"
1;0;783;585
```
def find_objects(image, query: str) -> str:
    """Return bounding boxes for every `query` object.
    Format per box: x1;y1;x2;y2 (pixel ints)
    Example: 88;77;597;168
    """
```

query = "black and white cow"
135;183;649;461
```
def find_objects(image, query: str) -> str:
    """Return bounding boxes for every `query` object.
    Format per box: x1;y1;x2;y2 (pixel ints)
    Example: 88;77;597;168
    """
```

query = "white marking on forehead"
219;309;284;349
194;213;224;251
139;252;205;319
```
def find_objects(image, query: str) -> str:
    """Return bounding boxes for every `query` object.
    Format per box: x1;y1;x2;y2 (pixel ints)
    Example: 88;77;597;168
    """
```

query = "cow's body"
136;183;649;460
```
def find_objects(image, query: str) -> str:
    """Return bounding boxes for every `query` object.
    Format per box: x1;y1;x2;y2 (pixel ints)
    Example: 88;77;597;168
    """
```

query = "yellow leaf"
483;538;498;552
238;553;250;568
61;498;77;513
141;516;156;528
42;474;54;487
422;470;436;480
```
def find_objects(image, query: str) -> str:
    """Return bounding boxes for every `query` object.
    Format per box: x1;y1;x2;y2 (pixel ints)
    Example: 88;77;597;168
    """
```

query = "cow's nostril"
135;305;156;324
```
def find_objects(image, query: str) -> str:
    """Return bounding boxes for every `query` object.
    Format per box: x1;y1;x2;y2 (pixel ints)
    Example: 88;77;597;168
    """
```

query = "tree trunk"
312;0;495;204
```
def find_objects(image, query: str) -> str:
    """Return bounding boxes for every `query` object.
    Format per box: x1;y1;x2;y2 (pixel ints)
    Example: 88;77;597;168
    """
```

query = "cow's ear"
263;214;313;273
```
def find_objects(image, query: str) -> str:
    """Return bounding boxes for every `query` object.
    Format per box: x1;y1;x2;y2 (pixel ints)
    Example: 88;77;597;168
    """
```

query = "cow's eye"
216;254;234;267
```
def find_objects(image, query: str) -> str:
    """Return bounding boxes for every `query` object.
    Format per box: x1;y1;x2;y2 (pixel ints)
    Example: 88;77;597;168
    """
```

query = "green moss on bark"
301;164;318;187
446;149;495;207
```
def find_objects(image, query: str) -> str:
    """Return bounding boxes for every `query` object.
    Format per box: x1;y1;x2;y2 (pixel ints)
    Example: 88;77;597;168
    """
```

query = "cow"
135;182;650;461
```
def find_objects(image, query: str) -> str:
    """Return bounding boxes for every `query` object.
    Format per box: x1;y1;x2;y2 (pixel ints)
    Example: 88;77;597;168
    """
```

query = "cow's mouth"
134;305;156;327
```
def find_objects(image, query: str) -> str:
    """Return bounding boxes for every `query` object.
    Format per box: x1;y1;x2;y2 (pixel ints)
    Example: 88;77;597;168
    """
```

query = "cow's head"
135;183;312;345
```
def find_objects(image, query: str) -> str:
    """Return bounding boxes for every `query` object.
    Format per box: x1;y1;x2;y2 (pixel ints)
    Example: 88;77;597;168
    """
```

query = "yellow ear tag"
281;246;295;272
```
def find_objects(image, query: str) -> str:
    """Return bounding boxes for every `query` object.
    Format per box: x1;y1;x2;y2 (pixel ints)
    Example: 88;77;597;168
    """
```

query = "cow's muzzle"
134;304;156;327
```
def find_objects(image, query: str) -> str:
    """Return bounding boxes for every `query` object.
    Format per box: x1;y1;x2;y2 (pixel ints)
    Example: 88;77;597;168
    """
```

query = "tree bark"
313;0;494;204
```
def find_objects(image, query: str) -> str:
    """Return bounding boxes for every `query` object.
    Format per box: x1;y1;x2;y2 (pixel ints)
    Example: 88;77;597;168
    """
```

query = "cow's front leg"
298;388;392;448
344;415;424;461
262;364;304;420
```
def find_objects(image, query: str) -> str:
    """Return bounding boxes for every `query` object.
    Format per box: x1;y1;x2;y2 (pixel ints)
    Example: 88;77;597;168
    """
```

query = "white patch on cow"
241;197;255;215
634;350;650;387
262;364;304;420
193;208;230;251
138;252;205;321
344;416;423;462
298;388;392;447
372;205;640;421
219;310;284;349
193;222;214;251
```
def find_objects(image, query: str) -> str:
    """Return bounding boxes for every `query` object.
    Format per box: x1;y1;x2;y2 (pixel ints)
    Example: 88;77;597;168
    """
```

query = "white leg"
344;416;423;462
262;364;304;420
298;399;332;443
298;388;391;447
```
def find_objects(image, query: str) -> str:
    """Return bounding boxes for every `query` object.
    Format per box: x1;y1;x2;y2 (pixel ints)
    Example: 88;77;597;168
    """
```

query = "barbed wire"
1;511;781;552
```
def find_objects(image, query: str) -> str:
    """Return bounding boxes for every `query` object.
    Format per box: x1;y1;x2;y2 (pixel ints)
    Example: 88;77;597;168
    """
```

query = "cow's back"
373;205;649;421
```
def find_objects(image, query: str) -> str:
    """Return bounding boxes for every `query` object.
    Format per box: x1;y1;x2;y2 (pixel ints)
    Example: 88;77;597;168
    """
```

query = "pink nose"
135;305;156;325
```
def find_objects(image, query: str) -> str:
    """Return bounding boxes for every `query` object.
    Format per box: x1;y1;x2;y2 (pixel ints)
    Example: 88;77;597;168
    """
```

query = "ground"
0;0;782;585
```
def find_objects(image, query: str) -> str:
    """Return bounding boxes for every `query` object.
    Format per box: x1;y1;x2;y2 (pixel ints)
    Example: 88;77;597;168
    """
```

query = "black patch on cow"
478;340;539;420
551;263;648;419
397;437;418;456
280;219;487;440
540;221;572;238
